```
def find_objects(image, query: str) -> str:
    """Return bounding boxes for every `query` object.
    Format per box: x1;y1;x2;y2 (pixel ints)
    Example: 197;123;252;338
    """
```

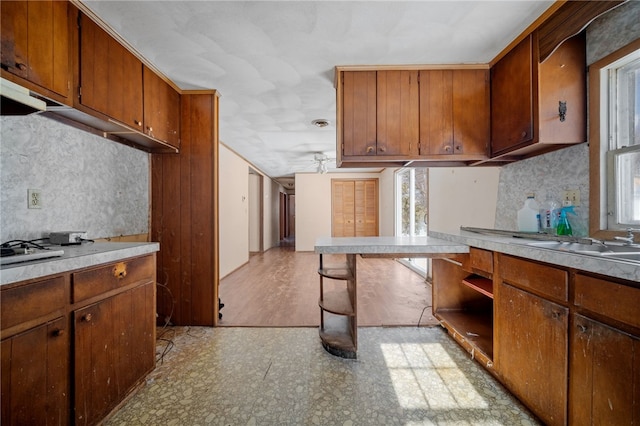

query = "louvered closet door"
332;179;378;237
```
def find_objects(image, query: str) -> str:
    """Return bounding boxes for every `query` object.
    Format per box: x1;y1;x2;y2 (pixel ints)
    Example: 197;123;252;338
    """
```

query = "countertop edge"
429;230;640;282
314;236;469;255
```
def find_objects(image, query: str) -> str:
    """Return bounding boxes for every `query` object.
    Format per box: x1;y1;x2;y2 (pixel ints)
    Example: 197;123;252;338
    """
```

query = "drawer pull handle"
53;329;65;337
113;263;127;279
82;314;92;322
134;119;142;127
16;62;27;71
577;324;587;333
366;146;374;154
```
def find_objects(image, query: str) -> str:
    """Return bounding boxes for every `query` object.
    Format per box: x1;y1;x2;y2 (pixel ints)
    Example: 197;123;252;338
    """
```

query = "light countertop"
314;233;639;282
0;242;159;286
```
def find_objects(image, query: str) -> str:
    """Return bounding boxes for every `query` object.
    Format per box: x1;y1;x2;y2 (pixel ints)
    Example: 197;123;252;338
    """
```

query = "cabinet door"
419;69;489;157
341;71;377;157
377;70;419;156
452;69;489;156
143;66;181;148
496;282;568;426
490;34;534;155
419;69;453;155
74;283;155;425
0;0;70;99
1;317;69;426
79;14;143;130
570;314;639;425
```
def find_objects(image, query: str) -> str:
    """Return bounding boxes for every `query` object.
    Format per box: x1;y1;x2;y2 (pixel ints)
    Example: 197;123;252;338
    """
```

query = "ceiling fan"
313;153;334;174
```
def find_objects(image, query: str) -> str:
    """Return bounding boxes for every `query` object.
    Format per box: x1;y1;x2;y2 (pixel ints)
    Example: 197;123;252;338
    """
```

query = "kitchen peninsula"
314;236;468;358
316;232;639;424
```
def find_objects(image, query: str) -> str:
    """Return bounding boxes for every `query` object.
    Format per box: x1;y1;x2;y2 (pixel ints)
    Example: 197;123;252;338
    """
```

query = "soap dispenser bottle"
539;192;560;234
517;195;540;233
556;206;576;236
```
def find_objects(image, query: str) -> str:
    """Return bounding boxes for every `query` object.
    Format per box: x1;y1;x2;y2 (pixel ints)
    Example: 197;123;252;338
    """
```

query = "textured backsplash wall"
494;144;589;235
0;114;149;242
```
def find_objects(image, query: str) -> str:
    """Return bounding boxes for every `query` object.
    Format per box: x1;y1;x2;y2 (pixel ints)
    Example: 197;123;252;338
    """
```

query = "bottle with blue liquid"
556;206;576;236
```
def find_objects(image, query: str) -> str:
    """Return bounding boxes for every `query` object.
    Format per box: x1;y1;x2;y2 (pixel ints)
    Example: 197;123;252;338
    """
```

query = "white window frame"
599;48;640;229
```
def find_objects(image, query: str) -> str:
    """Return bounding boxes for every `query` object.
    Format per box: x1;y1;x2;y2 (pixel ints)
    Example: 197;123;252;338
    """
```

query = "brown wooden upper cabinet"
143;66;180;148
78;12;180;150
337;67;489;167
0;0;71;104
79;13;144;131
490;32;586;159
419;69;489;158
341;70;418;159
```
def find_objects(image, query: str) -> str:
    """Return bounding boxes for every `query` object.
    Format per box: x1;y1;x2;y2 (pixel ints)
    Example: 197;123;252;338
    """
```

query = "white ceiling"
80;0;553;182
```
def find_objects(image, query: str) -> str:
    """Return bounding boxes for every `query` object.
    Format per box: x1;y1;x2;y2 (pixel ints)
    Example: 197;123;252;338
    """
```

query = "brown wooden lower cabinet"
495;282;568;426
74;282;155;425
1;317;69;425
570;314;639;425
433;249;639;426
1;253;156;426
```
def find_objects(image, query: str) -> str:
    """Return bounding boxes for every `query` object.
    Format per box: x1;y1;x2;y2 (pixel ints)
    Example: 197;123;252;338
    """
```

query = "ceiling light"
312;119;330;128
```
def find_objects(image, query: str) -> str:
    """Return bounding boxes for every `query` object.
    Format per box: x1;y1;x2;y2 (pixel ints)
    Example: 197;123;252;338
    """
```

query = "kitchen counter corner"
0;242;160;286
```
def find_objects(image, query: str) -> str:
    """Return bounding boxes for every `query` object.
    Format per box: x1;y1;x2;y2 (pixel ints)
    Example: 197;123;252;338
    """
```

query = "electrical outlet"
561;189;580;206
28;189;42;209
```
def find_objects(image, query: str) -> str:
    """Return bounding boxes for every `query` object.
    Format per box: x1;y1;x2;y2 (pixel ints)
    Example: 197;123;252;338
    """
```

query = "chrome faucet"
614;228;640;245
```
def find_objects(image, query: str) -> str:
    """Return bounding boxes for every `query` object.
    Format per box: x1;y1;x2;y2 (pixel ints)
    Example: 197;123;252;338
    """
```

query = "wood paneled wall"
151;92;220;326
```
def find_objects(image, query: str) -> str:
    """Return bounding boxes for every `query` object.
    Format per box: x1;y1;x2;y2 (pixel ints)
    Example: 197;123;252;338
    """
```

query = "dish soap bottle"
556;206;576;236
517;195;540;232
539;192;560;234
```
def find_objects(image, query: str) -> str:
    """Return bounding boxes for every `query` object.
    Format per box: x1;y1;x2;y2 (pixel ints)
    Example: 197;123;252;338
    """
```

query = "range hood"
0;77;47;115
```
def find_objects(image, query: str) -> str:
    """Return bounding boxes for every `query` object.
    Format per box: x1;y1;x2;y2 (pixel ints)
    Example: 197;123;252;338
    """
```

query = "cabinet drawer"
1;276;67;331
469;247;493;277
72;255;154;303
498;254;568;302
574;273;640;329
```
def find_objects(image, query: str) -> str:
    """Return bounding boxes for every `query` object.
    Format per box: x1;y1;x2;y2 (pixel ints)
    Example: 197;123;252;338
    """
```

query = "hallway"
218;244;438;327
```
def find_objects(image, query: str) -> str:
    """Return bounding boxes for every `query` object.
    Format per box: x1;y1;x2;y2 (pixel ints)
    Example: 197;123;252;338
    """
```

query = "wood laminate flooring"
218;243;438;327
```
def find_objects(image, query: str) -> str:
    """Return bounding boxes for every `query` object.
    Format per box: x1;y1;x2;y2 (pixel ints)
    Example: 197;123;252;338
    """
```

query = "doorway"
395;168;428;276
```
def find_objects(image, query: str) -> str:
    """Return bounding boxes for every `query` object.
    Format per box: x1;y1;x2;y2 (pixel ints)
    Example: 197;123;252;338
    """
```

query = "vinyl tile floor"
106;326;541;426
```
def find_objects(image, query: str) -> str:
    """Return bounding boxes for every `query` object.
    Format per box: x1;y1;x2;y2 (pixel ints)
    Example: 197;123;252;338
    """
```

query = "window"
605;51;640;228
590;39;640;237
395;168;428;276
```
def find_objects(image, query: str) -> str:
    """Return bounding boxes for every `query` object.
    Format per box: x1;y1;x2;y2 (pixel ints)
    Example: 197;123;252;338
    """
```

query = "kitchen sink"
527;241;640;262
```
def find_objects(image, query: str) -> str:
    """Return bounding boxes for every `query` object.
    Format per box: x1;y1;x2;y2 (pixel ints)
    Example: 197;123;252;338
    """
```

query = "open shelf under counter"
318;264;354;281
319;288;355;316
319;312;357;359
435;310;494;365
462;275;494;299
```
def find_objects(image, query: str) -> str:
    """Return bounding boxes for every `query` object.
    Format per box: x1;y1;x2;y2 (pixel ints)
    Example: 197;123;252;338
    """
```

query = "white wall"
295;171;388;251
219;144;284;278
219;144;250;278
428;167;501;233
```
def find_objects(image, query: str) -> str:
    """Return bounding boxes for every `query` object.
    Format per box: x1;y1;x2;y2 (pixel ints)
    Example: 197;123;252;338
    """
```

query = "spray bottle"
556;206;576;236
